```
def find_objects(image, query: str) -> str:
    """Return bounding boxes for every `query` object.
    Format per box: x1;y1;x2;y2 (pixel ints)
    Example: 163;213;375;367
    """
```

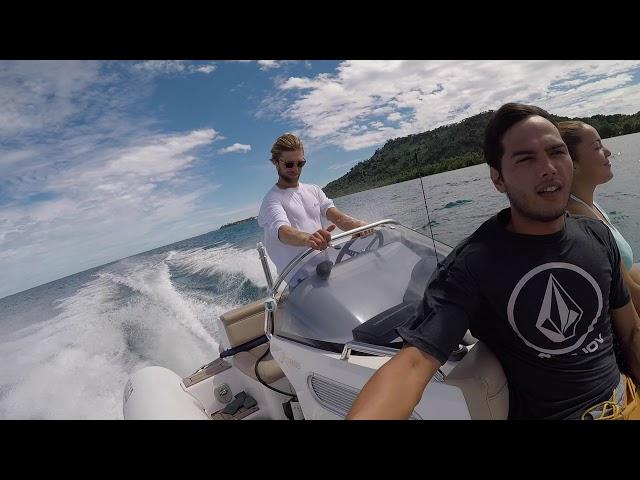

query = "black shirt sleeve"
397;242;479;364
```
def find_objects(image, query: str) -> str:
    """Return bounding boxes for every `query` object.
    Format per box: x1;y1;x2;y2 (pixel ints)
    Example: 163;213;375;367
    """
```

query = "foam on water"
167;243;275;289
0;244;268;419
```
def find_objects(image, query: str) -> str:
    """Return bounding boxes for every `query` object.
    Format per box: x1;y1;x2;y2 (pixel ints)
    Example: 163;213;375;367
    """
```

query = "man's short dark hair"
484;103;557;172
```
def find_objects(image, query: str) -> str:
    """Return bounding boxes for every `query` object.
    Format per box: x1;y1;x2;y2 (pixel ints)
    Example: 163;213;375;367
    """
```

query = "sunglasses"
278;159;306;169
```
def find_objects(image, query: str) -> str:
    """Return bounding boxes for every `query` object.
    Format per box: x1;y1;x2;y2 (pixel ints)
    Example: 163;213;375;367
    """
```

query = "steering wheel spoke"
334;230;384;264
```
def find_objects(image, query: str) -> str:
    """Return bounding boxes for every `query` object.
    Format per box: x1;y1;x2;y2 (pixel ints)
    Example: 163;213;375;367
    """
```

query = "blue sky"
2;60;640;299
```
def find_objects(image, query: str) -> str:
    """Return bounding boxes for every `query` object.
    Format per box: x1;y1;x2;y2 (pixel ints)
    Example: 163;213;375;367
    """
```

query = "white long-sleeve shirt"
257;183;335;274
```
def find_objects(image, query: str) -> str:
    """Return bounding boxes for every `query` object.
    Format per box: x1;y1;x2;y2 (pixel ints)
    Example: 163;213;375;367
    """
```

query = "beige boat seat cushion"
220;298;267;348
444;341;509;420
233;343;286;384
219;298;285;384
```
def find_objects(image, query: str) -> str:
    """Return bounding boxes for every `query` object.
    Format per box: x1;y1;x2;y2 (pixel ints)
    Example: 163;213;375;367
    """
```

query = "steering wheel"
334;230;384;264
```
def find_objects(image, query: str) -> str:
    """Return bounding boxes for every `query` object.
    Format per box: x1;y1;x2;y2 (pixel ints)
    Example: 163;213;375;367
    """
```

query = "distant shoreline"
219;216;257;230
323;110;640;198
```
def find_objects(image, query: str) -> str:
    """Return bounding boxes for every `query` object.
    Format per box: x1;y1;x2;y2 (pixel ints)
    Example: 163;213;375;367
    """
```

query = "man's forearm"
326;208;366;232
347;346;439;419
278;225;310;247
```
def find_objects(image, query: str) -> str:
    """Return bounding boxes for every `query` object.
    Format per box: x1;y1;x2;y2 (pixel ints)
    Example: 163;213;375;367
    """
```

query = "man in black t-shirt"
347;103;640;420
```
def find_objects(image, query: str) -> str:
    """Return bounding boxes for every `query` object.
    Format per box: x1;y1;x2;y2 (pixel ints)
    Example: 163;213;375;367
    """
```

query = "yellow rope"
581;386;623;420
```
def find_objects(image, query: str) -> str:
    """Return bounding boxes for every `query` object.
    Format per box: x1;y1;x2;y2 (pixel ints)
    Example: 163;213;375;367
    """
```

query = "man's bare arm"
346;346;441;419
611;300;640;383
278;225;335;250
326;207;367;232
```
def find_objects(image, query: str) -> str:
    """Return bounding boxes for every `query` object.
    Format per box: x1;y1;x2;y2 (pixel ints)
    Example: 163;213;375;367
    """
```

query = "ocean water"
1;132;638;419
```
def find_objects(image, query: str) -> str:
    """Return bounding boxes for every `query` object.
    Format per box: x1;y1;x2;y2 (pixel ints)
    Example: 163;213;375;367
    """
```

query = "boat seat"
444;341;509;420
219;299;286;384
220;299;267;349
233;343;286;384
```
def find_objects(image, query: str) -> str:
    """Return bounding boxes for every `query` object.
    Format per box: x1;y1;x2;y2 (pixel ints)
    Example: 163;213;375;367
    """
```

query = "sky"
2;59;640;299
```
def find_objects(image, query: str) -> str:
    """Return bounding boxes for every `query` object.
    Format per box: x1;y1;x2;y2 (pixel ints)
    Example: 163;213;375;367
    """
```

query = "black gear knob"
316;260;333;280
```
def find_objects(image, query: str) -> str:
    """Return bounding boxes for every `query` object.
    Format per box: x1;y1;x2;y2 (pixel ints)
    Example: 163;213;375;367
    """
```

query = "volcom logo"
508;263;603;355
536;274;583;343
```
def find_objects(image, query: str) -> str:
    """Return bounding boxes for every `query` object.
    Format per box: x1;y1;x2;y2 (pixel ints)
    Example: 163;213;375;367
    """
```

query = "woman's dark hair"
557;121;588;164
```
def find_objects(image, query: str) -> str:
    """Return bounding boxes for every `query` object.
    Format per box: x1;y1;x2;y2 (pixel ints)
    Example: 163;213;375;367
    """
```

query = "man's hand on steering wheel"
305;224;336;250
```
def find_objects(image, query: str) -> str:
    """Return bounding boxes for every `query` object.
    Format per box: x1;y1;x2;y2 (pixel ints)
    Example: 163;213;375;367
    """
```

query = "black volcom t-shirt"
398;208;630;420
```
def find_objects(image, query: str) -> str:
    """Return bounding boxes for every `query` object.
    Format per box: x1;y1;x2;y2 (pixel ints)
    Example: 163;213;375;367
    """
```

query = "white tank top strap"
569;194;616;230
569;193;592;210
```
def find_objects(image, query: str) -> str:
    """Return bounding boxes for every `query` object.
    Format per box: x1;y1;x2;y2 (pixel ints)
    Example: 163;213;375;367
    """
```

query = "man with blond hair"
258;133;370;275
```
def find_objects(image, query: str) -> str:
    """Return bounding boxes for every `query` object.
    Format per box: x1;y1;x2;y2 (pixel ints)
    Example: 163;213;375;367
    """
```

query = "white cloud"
194;64;216;74
217;143;252;154
268;60;640;151
132;61;217;76
256;60;298;71
257;60;282;71
329;159;359;170
0;60;235;298
0;60;104;137
81;131;212;190
544;73;640;116
134;60;188;74
0;148;39;167
0;128;223;298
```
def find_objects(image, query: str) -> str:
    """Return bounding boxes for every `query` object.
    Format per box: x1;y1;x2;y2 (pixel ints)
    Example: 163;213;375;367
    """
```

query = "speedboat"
122;220;508;420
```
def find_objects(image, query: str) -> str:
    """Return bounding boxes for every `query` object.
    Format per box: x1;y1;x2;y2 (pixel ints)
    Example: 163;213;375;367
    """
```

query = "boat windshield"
274;223;451;351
